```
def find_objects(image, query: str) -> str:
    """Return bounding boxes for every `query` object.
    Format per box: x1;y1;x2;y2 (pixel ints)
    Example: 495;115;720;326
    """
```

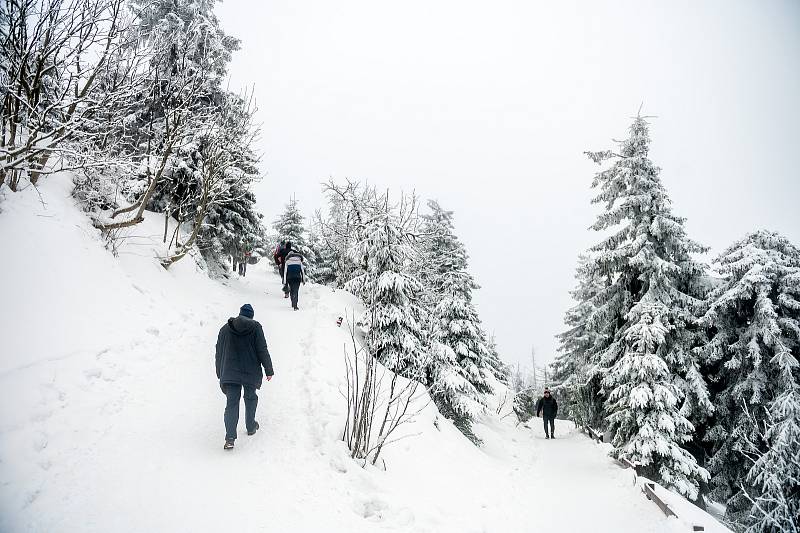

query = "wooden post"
618;457;637;485
588;427;603;443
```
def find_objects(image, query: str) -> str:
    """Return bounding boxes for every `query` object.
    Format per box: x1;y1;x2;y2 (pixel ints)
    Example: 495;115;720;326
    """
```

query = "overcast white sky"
215;0;800;369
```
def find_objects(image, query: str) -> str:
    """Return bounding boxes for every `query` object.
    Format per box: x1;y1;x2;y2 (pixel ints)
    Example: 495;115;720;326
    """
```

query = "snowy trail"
0;178;719;532
1;268;373;532
0;267;669;533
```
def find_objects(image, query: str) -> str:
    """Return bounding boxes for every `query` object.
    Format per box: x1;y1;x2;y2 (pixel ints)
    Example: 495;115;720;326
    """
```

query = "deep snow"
0;176;730;532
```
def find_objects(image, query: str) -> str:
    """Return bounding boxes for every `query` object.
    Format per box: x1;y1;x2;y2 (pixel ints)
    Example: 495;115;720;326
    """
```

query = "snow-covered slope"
0;176;729;532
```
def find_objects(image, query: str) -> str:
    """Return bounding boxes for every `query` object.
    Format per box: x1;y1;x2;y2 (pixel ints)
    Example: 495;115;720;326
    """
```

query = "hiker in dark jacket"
283;248;306;310
536;388;558;439
215;304;274;450
273;241;286;281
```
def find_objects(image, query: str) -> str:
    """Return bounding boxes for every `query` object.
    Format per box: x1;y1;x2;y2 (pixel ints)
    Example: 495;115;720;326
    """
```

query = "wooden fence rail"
576;423;706;532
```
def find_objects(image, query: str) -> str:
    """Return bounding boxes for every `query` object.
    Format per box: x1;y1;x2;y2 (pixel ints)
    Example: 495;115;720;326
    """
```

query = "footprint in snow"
329;455;348;474
355;498;389;521
32;432;48;452
84;367;102;380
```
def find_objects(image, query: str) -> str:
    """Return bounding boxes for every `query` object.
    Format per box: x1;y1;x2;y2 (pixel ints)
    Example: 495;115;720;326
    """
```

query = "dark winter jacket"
283;250;305;283
215;316;273;389
278;244;292;264
274;243;287;265
536;395;558;419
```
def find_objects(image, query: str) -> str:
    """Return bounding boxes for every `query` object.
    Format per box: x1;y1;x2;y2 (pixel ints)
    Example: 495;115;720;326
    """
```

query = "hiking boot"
247;421;260;436
224;439;235;450
545;435;550;439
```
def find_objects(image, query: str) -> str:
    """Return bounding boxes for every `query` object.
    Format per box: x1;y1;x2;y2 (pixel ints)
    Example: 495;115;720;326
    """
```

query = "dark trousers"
543;415;555;437
223;383;258;441
288;279;301;308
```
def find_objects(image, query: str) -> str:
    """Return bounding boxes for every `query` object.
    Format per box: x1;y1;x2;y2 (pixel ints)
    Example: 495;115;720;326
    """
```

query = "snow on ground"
0;176;728;532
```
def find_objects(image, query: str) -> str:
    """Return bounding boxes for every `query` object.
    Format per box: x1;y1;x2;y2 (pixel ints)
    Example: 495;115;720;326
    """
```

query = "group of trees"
1;0;267;271
551;116;799;532
273;181;506;442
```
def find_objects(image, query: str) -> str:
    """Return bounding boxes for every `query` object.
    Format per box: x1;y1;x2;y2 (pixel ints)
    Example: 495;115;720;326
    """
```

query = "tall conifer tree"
701;230;800;530
583;115;710;499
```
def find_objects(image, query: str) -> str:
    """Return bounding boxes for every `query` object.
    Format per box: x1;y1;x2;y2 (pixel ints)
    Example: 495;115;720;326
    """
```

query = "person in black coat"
215;304;274;449
536;388;558;439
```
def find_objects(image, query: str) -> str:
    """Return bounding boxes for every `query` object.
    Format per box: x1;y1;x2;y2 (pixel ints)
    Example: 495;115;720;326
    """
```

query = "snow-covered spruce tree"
273;197;317;277
306;226;337;286
744;382;800;533
197;173;266;276
418;200;504;441
553;255;607;429
345;192;428;378
605;303;707;497
585;115;711;500
273;197;307;249
700;230;800;530
426;271;489;441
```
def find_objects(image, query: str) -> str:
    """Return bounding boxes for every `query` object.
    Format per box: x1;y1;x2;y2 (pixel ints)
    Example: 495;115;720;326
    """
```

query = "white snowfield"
0;176;731;533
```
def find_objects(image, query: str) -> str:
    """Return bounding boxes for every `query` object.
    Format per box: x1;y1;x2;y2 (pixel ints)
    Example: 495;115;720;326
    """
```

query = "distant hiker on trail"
273;241;286;279
215;304;274;450
536;388;558;439
283;247;306;310
278;241;293;298
238;251;249;277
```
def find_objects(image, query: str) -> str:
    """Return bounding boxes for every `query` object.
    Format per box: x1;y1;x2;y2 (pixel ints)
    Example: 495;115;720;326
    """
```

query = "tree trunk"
163;207;170;243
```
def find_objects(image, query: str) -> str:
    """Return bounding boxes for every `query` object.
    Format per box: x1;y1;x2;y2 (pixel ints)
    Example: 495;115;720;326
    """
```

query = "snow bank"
0;175;726;532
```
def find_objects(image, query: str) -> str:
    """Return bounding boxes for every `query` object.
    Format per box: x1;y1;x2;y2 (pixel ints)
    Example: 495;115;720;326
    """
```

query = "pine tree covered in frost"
605;304;705;497
306;227;337;286
418;201;505;439
345;197;428;377
553;255;607;428
700;230;800;530
426;265;488;438
198;181;266;273
584;115;710;499
273;197;316;277
273;197;308;249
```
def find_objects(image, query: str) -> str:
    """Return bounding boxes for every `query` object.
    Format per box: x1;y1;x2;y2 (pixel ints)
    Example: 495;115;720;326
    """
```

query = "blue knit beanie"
239;304;254;319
